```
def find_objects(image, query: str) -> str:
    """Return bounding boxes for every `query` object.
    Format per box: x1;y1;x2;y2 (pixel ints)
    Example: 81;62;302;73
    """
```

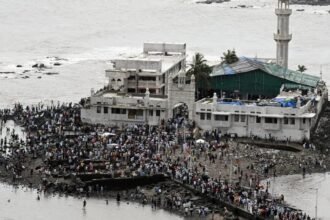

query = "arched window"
117;78;122;86
111;78;116;87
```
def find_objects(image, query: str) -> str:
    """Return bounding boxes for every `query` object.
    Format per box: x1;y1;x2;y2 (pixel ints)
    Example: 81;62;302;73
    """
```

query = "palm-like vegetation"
187;53;212;99
221;49;239;64
297;65;307;73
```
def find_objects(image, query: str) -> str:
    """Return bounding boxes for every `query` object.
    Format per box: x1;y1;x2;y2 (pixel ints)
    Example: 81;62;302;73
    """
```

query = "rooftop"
107;43;186;74
108;54;185;74
210;57;320;88
196;89;315;109
100;91;167;101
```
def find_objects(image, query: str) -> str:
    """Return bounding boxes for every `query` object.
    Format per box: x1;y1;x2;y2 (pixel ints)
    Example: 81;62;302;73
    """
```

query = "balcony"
274;34;292;41
275;8;292;15
127;80;165;88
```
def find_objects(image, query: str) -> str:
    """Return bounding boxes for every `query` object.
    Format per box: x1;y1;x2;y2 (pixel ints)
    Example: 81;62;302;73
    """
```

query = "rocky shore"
290;0;330;6
196;0;230;5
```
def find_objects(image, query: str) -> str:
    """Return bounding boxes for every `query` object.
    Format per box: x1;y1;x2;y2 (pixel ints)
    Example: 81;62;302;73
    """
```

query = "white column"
274;0;292;69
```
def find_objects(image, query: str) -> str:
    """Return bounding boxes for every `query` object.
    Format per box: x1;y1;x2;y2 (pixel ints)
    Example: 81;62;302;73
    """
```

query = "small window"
156;110;160;117
265;118;271;123
97;106;101;114
149;110;153;116
284;118;288;124
206;113;211;120
215;115;228;121
241;115;246;122
200;113;205;120
136;109;143;116
128;109;136;119
265;117;277;124
256;116;261;123
111;108;124;114
104;107;108;114
111;108;118;114
234;114;239;122
290;118;295;125
303;118;306;124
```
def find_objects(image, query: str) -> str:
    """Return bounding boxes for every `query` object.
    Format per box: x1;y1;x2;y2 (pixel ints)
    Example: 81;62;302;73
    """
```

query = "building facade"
81;43;327;143
195;87;327;142
80;1;327;143
81;43;196;126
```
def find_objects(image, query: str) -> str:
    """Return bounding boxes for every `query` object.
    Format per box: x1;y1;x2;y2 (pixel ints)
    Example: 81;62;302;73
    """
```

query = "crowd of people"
0;102;324;220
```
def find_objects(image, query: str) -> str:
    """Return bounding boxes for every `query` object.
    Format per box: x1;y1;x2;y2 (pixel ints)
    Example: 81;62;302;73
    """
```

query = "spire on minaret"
274;0;292;69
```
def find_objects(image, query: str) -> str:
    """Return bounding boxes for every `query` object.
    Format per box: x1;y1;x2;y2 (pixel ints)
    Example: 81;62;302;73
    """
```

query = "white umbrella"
196;139;205;144
101;132;116;137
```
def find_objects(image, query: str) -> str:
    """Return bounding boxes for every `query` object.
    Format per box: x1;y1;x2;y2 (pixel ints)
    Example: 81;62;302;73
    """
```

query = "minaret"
274;0;292;69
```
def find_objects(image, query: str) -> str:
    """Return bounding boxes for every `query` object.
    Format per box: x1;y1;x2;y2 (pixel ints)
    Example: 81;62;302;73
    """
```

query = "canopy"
101;132;116;137
196;139;205;144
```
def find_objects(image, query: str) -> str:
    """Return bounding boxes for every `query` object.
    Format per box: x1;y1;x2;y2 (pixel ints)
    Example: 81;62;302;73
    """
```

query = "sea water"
0;0;329;107
0;0;330;218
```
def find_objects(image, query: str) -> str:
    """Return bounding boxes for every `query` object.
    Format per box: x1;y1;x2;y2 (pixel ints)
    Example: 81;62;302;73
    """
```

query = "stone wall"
167;75;195;120
84;174;168;190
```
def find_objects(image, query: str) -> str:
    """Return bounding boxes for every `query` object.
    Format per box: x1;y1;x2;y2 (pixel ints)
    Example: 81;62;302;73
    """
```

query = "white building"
81;42;327;143
195;87;327;142
81;43;195;126
81;0;327;143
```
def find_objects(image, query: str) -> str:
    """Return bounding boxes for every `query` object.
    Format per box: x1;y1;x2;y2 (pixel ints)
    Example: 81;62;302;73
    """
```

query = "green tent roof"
210;57;320;88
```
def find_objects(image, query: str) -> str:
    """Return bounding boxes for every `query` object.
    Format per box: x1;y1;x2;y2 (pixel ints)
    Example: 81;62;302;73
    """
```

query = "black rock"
16;65;23;68
32;63;47;68
44;72;59;75
39;63;46;68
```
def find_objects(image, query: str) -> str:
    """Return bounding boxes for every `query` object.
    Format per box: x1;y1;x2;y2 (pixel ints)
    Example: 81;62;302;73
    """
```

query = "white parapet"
112;59;162;73
143;42;186;55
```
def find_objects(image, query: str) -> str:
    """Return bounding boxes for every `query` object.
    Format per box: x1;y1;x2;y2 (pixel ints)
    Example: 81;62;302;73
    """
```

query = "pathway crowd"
0;102;325;220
